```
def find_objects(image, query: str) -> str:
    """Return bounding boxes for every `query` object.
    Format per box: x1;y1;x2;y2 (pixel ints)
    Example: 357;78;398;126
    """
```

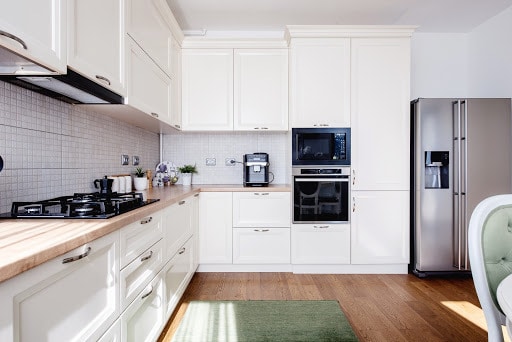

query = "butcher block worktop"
0;184;290;283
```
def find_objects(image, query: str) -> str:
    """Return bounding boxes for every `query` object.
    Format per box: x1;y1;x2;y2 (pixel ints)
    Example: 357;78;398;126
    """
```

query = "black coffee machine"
243;153;269;187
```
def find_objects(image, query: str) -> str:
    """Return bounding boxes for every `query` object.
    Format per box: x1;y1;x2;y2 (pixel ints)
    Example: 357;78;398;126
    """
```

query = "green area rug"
171;300;359;342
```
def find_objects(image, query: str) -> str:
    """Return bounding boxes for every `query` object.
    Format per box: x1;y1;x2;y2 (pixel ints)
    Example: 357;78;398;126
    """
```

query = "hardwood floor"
158;272;497;342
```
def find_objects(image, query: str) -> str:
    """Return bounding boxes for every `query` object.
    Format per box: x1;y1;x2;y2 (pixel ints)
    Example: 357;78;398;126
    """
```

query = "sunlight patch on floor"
441;301;510;342
177;302;238;341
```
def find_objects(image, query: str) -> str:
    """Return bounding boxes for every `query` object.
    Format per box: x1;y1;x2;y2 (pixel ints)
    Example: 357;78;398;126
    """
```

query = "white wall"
468;6;512;97
410;33;469;99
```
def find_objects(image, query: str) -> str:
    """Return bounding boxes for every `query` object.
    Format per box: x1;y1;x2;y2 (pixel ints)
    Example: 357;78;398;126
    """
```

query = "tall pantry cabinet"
288;26;414;271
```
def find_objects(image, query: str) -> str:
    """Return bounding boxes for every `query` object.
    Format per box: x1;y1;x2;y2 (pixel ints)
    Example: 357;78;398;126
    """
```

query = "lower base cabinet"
291;224;350;264
121;273;165;342
233;228;290;264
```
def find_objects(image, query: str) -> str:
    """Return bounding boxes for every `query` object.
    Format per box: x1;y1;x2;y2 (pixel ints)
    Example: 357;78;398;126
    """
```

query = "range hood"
0;47;123;104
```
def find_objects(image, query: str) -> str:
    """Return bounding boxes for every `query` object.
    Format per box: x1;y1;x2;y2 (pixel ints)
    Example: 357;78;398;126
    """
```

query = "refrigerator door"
413;98;456;272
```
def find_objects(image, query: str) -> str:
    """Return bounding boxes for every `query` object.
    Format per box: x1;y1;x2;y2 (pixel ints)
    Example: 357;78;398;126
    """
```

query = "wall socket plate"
206;158;216;166
225;158;236;166
121;155;129;165
133;156;140;165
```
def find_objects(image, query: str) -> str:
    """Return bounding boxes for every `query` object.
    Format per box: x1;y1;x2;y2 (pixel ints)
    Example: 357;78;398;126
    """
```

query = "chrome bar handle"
140;250;153;262
313;225;330;229
95;75;111;85
151;112;159;118
178;247;186;255
254;229;270;232
179;200;186;205
174;124;181;129
62;246;91;264
141;286;153;300
352;197;356;212
352;169;356;186
0;30;28;49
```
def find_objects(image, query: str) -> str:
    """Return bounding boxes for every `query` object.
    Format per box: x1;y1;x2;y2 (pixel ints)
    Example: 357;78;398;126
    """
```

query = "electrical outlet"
206;158;216;166
133;156;140;165
121;154;129;165
225;158;236;166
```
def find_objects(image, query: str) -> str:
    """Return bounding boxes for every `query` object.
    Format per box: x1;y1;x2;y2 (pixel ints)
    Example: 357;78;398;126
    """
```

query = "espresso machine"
243;153;269;187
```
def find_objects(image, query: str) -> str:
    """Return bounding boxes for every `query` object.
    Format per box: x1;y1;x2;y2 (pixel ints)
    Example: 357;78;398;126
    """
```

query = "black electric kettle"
94;176;113;194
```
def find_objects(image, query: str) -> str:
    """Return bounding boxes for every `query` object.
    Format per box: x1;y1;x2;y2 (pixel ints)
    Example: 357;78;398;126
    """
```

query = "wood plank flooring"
158;272;498;342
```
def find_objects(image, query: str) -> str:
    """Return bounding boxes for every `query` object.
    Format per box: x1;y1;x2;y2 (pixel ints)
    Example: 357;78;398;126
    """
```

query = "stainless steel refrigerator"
410;98;512;277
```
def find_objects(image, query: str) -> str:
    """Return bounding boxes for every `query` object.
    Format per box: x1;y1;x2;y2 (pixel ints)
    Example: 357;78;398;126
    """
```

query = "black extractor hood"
1;68;124;104
0;45;123;104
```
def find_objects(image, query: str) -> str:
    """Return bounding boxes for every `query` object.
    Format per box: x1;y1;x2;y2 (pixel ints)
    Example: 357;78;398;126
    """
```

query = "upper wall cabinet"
289;38;350;128
67;0;125;96
181;44;289;131
0;0;66;74
125;0;173;77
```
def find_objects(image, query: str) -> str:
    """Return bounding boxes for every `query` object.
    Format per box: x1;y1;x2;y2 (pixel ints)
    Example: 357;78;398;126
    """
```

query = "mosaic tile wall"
0;81;160;213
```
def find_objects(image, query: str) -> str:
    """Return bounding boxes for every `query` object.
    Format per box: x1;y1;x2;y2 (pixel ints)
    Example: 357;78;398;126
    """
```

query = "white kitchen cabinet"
181;49;234;130
67;0;125;96
233;227;290;264
163;237;195;317
351;191;409;264
120;209;162;268
233;192;291;228
350;37;410;191
170;35;182;130
120;272;165;342
98;319;121;342
0;0;66;73
289;38;351;127
199;192;233;263
163;196;194;260
125;36;172;125
181;48;289;131
0;231;120;342
291;224;350;264
234;49;288;131
125;0;174;77
120;239;164;311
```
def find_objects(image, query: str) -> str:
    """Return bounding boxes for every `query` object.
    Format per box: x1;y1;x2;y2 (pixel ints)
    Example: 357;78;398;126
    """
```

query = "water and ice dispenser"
425;151;449;189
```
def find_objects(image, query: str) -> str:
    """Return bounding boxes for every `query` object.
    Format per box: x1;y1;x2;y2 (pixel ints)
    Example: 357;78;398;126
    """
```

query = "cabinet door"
351;191;409;264
163;197;193;260
120;273;164;342
233;192;291;228
233;228;290;264
182;49;233;130
0;0;66;73
199;192;233;263
126;37;172;124
170;35;182;130
125;0;173;76
291;224;350;264
0;231;120;342
67;0;125;95
163;238;195;318
351;38;410;191
98;319;121;342
289;38;350;127
234;49;288;131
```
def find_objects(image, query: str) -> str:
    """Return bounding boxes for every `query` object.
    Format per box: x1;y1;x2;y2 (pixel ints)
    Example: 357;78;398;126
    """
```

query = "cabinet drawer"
233;227;290;264
233;192;291;227
163;198;193;260
120;239;164;311
120;211;162;268
120;272;164;342
291;224;350;264
163;238;195;317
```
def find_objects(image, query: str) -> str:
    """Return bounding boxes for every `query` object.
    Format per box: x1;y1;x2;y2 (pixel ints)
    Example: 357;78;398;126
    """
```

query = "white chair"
468;194;512;342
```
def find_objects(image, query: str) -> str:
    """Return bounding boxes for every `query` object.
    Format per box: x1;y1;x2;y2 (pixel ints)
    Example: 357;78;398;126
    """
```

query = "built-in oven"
292;127;350;166
293;167;350;223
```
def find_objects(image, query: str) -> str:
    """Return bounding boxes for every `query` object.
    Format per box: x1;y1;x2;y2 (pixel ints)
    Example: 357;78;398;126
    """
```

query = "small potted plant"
133;167;148;191
177;164;197;186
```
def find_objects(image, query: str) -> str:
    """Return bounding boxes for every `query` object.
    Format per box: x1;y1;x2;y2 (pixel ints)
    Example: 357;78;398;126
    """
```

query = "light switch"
121;155;129;165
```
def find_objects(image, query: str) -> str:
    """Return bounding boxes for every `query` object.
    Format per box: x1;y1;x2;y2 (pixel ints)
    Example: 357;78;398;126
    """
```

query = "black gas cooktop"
0;192;159;219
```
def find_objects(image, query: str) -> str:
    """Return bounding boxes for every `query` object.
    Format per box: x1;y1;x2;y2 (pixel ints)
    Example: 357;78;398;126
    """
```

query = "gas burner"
3;192;159;219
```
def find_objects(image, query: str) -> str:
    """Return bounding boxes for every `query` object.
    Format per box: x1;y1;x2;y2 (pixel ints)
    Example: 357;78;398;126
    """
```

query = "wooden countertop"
0;184;290;283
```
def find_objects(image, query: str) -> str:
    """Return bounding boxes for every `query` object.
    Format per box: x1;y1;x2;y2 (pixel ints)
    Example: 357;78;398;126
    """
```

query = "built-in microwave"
292;127;351;166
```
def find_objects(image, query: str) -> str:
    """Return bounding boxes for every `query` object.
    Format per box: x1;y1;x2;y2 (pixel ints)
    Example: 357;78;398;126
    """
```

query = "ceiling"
166;0;512;35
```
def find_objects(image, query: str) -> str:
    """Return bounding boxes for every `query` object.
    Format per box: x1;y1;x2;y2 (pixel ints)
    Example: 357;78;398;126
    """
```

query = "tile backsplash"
162;131;290;185
0;81;159;213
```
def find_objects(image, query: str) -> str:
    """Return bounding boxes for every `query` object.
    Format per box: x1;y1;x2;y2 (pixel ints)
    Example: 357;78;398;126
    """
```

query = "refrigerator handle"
452;100;463;269
461;100;468;269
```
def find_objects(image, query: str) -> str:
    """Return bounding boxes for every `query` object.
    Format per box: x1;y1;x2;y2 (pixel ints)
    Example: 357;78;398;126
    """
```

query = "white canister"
125;175;132;193
109;177;119;193
118;176;126;193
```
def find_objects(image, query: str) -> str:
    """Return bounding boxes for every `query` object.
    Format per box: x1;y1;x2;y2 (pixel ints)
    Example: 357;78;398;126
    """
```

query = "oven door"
293;174;349;223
